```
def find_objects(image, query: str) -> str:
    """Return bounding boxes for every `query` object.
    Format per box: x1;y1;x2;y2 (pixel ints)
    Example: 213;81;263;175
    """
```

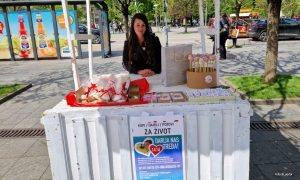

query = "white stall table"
41;75;252;180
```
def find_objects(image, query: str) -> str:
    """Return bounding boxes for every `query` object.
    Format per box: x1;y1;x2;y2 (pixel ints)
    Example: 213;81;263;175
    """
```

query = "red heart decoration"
149;144;163;157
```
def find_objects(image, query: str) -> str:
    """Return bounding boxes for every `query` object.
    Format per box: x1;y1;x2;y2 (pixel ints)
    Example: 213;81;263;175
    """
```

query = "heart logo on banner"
149;144;163;157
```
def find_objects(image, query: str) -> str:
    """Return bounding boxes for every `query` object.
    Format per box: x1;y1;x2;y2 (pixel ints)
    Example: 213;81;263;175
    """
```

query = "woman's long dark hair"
128;13;157;68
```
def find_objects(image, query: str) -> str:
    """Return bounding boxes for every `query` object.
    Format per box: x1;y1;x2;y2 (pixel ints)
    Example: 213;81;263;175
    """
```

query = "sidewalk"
0;27;299;179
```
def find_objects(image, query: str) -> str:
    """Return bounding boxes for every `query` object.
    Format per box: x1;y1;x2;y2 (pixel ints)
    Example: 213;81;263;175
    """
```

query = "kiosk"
41;76;252;180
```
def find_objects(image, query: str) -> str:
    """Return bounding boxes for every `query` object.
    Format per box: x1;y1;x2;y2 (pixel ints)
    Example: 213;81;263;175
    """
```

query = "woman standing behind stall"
122;13;162;77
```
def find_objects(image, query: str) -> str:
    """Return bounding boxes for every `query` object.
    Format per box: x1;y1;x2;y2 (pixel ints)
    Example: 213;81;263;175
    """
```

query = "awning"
230;13;251;17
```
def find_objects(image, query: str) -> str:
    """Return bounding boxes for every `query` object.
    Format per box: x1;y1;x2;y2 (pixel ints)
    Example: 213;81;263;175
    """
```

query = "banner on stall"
0;12;11;59
130;113;185;180
31;11;57;58
8;11;33;59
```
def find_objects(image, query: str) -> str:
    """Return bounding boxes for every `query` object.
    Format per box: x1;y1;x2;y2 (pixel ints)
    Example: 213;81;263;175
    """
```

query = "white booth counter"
41;75;252;180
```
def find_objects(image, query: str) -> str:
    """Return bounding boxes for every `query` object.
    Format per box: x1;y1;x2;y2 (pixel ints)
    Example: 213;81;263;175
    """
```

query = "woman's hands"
137;69;155;77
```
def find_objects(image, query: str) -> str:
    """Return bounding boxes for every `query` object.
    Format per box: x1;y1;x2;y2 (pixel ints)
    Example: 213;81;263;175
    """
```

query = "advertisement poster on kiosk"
31;11;57;58
55;10;78;58
0;12;11;59
99;10;111;56
8;11;33;59
130;113;185;180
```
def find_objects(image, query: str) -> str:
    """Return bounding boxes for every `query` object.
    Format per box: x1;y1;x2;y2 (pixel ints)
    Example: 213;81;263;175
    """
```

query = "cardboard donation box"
187;70;216;89
186;54;217;89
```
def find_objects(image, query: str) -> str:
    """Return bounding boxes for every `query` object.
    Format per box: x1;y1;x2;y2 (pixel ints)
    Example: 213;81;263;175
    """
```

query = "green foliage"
253;0;268;18
170;0;198;18
0;84;24;98
225;74;300;99
282;0;300;17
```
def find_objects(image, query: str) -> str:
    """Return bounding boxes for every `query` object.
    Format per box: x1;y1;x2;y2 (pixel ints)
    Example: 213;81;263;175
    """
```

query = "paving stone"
0;158;18;178
295;162;300;169
24;138;49;157
1;156;49;180
0;113;31;129
251;130;289;142
257;163;300;180
32;121;44;129
250;112;266;122
274;140;300;162
0;138;37;158
283;129;300;141
41;165;52;179
251;104;299;121
251;141;291;164
250;163;268;180
14;116;41;129
0;139;7;147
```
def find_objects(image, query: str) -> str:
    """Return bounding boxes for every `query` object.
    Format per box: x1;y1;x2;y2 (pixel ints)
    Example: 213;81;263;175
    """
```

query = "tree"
221;0;253;19
171;0;197;32
253;0;268;18
110;0;134;40
264;0;282;84
282;0;300;18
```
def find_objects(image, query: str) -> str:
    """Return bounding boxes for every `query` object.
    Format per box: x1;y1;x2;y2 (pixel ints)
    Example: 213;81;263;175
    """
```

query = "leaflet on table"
130;113;185;180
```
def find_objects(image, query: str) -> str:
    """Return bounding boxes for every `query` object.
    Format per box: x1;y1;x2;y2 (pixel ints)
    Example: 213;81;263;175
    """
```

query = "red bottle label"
0;21;3;34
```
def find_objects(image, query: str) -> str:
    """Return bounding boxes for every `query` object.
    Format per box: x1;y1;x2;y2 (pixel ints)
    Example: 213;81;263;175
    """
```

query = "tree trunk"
235;0;241;20
264;0;282;84
123;14;129;40
183;17;187;33
121;5;130;40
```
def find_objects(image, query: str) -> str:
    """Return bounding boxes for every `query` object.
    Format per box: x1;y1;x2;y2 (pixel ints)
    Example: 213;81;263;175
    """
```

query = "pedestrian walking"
219;13;229;59
230;17;239;48
213;13;229;59
118;22;124;33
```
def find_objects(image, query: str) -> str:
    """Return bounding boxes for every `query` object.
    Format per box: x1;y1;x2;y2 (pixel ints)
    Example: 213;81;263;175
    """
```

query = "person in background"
122;13;161;77
219;13;229;59
230;17;239;48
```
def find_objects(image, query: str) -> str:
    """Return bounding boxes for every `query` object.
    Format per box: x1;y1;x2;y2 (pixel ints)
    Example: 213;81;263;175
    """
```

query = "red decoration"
65;78;150;107
149;144;164;156
0;21;3;34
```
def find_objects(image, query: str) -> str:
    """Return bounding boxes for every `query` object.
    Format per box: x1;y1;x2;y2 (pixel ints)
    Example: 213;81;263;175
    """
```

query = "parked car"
292;18;300;24
230;18;250;38
78;24;101;44
207;18;250;38
248;18;300;41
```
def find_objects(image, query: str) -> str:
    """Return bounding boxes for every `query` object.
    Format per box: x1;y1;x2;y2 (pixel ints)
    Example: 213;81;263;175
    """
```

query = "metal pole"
74;5;83;59
27;6;38;60
135;0;138;13
51;5;61;59
163;0;168;47
205;1;208;26
61;0;80;90
215;0;220;85
3;6;15;61
98;10;105;58
86;0;94;82
198;0;206;53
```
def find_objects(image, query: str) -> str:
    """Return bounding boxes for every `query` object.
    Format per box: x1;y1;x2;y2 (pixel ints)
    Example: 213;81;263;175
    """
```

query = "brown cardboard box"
186;70;217;89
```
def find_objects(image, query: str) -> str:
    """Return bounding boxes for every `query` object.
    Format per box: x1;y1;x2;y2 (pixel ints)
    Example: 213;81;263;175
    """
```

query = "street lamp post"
163;0;168;47
154;4;158;32
135;0;138;13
